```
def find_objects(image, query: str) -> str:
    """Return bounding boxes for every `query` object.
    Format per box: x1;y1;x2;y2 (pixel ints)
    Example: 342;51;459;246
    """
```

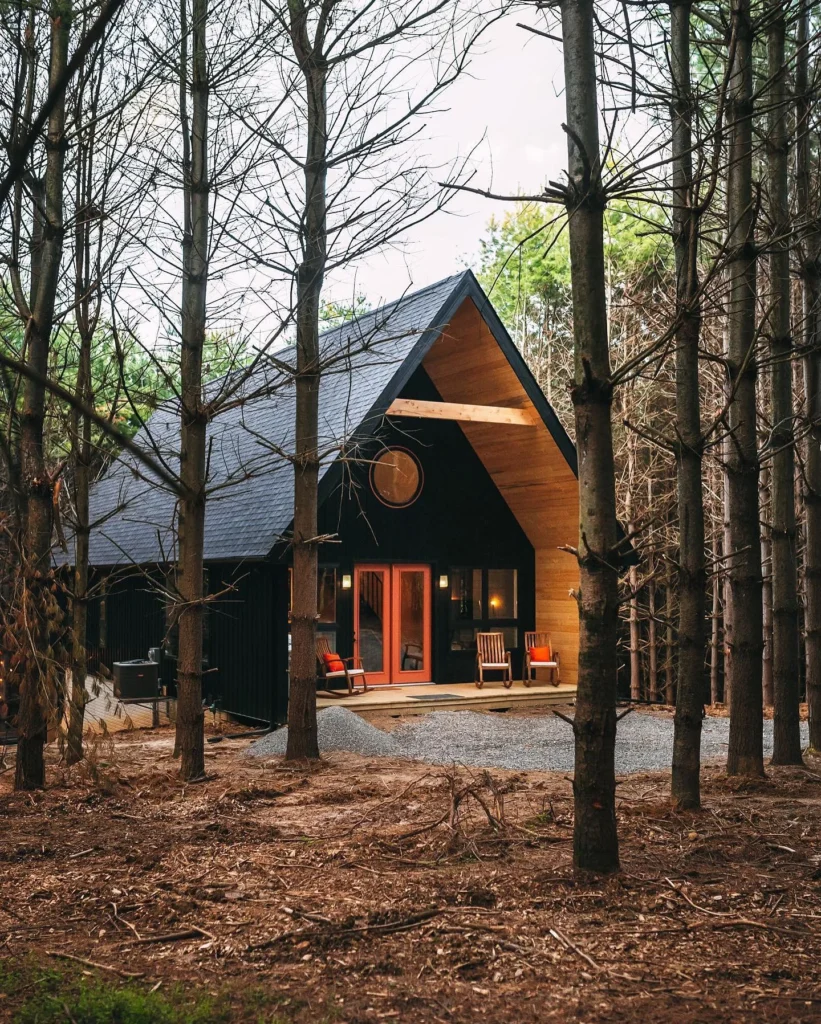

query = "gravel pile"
248;706;809;774
247;705;399;758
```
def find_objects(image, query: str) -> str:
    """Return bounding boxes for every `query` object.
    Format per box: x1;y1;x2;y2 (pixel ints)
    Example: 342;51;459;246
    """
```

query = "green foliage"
604;201;671;285
320;294;371;326
1;314;250;463
81;329;250;441
475;198;670;333
473;198;671;435
0;957;293;1024
475;202;571;347
86;331;176;440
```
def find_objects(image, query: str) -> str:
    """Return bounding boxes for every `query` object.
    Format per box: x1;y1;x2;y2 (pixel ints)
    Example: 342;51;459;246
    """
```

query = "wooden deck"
70;677;174;737
317;680;577;715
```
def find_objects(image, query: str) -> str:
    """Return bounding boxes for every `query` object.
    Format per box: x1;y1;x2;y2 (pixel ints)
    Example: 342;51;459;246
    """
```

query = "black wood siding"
207;562;288;724
87;572;166;672
89;562;288;725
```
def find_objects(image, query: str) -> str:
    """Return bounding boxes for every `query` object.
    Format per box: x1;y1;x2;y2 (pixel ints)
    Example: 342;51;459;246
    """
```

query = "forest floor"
1;708;821;1023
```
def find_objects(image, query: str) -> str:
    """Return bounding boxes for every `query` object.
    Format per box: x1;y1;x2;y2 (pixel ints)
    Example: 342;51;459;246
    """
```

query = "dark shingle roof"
84;271;472;566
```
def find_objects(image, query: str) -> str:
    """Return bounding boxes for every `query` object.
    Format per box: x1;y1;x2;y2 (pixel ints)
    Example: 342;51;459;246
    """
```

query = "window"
450;569;482;622
450;627;478;652
370;447;423;507
499;626;519;649
488;569;517;619
449;568;520;651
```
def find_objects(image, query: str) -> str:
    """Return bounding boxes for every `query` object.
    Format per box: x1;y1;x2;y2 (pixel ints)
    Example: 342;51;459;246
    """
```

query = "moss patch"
0;957;292;1024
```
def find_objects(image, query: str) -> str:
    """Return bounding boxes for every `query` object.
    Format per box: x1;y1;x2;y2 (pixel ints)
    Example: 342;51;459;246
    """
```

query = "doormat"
407;693;463;700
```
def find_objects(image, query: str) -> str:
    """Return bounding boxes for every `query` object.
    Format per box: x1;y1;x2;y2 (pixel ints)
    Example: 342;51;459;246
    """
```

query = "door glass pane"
358;571;386;672
450;626;478;651
399;571;425;672
450;568;482;622
488;569;517;619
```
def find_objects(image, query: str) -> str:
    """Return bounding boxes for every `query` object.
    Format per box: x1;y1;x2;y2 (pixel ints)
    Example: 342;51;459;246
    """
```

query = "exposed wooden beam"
386;397;539;427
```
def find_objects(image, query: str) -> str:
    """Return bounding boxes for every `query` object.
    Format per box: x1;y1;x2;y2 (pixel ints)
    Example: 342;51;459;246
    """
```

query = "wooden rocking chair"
475;632;513;689
523;631;560;687
316;636;369;697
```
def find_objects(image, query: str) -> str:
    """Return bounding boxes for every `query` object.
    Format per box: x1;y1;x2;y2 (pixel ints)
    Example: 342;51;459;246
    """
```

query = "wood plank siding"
420;298;581;685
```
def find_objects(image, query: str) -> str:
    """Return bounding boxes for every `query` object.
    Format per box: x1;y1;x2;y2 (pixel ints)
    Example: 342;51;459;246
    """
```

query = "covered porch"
317;679;577;715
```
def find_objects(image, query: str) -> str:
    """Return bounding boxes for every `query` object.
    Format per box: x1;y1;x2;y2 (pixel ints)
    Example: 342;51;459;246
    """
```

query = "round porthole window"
370;447;423;508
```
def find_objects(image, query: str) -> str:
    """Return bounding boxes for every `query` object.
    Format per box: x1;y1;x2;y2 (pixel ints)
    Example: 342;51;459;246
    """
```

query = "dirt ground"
2;709;821;1023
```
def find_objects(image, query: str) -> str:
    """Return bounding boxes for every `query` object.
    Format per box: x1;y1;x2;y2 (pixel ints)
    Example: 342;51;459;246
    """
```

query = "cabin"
80;270;580;725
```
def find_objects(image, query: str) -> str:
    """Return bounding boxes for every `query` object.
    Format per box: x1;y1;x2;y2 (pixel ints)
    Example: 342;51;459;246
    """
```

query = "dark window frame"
448;566;520;652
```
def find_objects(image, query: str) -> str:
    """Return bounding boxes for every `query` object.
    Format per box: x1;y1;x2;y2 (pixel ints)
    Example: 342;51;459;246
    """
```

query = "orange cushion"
323;652;345;673
529;646;552;662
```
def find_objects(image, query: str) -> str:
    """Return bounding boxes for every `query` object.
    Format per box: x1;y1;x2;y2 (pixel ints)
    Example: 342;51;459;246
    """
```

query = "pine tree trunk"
722;430;733;709
796;1;821;751
669;0;706;808
175;0;210;781
14;2;71;791
725;0;764;776
710;533;721;704
66;59;98;765
67;330;91;766
766;0;802;762
647;487;658;702
561;0;619;873
760;462;773;707
286;5;327;761
665;572;675;706
626;439;641;701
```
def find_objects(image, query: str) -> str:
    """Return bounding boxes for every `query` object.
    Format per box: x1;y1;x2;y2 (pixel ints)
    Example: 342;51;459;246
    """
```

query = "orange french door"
354;565;391;684
391;565;431;683
353;564;431;684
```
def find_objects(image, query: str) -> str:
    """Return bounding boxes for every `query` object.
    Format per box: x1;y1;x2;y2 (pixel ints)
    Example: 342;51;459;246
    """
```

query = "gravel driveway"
248;706;810;774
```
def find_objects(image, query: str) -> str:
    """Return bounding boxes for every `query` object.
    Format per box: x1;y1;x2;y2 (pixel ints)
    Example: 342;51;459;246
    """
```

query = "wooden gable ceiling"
421;297;578;551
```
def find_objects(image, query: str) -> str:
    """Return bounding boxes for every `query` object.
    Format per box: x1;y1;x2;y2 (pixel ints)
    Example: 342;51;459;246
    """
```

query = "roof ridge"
318;270;470;341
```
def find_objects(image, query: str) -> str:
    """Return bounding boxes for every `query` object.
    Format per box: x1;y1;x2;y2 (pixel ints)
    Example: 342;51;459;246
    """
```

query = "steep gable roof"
83;270;575;567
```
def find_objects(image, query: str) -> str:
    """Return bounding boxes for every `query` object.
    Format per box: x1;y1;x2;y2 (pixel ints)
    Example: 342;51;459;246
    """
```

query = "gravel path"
247;706;810;774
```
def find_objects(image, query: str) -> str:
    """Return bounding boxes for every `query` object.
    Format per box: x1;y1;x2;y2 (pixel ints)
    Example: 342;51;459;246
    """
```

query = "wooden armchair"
475;632;513;690
316;636;368;697
523;631;560;687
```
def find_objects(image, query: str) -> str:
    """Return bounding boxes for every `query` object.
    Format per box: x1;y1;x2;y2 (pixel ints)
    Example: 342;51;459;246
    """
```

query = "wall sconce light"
438;574;449;590
341;574;352;590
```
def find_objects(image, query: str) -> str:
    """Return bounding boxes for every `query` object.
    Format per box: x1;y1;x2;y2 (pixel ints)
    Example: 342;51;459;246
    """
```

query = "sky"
328;14;568;308
126;13;570;349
